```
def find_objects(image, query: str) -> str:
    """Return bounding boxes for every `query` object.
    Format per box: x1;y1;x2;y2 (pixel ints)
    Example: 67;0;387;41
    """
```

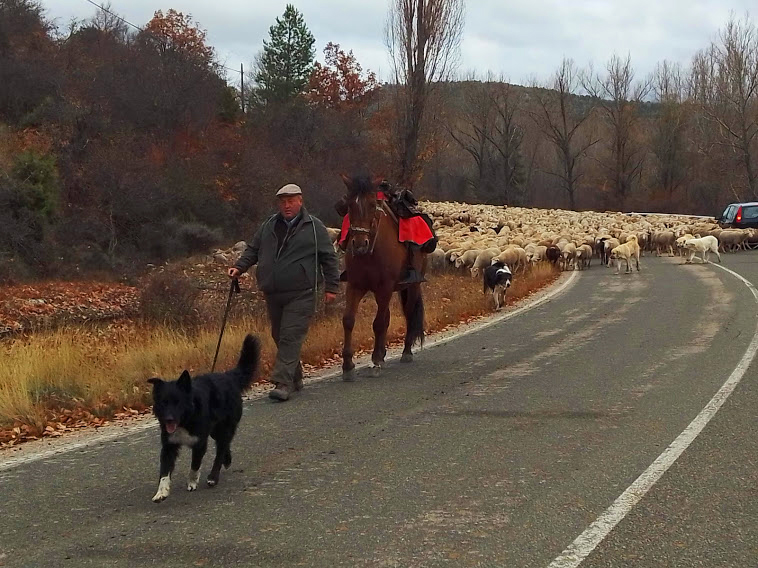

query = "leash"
211;278;241;372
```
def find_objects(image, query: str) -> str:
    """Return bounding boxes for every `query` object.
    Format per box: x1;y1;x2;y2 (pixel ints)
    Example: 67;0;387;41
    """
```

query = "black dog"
148;334;260;502
483;261;513;310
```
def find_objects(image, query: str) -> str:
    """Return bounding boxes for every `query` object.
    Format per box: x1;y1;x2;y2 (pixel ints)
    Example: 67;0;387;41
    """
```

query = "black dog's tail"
236;334;261;390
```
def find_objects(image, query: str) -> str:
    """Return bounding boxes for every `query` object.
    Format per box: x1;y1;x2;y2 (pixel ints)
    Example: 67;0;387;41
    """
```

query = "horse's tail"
401;286;425;348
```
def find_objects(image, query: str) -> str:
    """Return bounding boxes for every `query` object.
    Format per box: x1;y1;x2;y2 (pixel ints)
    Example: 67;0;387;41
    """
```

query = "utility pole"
240;63;245;114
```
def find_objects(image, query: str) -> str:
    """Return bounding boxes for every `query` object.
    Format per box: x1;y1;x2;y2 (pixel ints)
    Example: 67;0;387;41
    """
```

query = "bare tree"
385;0;465;186
583;54;651;207
485;81;527;204
87;2;130;42
691;15;758;200
651;60;688;204
530;58;597;209
445;74;497;195
445;75;528;204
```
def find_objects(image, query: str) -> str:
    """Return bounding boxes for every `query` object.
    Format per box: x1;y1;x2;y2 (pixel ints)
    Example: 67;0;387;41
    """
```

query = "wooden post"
240;63;245;114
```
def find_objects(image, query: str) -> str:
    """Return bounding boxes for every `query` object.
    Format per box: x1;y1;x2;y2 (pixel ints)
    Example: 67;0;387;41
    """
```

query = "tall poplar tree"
252;5;315;106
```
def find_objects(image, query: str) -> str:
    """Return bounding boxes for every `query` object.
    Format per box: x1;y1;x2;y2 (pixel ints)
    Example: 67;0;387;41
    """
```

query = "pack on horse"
337;174;435;381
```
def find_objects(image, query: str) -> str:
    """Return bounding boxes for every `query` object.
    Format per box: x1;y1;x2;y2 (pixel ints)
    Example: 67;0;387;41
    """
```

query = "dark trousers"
265;289;315;388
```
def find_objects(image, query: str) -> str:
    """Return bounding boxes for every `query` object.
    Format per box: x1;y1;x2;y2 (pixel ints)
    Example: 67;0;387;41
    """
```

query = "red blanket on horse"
338;192;435;247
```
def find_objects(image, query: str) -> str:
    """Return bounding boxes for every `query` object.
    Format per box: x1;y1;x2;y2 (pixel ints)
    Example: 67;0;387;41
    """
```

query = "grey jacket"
235;208;340;295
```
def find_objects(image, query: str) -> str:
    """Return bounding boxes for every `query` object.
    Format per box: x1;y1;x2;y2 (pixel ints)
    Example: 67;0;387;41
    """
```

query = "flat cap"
275;183;302;197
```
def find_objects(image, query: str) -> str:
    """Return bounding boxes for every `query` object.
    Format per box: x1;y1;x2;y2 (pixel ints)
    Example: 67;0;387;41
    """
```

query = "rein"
348;195;389;256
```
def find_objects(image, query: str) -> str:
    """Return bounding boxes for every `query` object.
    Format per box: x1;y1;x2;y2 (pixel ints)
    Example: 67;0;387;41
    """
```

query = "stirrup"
398;269;425;285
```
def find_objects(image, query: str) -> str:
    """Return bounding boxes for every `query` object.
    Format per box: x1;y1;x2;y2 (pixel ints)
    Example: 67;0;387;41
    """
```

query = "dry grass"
0;264;559;434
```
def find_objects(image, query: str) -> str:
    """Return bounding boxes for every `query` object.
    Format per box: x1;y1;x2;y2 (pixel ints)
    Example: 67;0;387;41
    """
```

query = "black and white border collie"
483;261;513;310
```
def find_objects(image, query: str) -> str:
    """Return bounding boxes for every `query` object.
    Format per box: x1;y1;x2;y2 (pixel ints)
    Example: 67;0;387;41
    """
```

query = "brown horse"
340;174;426;381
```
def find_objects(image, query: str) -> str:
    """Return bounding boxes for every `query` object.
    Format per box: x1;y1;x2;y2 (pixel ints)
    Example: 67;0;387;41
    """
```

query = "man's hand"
324;292;337;303
228;267;241;279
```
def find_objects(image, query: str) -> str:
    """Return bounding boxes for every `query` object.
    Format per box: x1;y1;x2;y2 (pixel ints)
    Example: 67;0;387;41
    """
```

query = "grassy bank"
0;264;559;445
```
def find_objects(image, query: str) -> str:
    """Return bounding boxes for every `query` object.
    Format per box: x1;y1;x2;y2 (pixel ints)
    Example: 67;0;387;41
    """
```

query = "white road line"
0;270;580;472
548;262;758;568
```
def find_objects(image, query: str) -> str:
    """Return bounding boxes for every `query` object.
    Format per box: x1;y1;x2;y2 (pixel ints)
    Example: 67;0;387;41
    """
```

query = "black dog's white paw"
152;476;171;502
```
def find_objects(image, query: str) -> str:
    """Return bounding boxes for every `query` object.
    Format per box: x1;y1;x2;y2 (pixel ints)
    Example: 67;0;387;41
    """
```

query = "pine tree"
252;5;315;106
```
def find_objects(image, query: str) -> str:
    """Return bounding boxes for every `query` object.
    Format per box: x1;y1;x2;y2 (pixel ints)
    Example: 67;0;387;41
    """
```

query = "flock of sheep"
414;202;758;276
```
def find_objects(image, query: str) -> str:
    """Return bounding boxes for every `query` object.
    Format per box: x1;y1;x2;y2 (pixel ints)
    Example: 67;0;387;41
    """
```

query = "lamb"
683;235;721;264
561;243;577;271
454;249;481;270
576;244;593;270
595;236;610;265
653;231;676;256
603;238;621;267
526;245;547;265
512;246;528;273
447;249;464;264
428;247;448;272
492;248;520;271
718;229;747;252
675;234;695;256
471;248;501;278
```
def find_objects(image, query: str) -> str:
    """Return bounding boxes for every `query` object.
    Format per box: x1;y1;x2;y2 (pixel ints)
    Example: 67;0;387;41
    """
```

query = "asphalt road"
2;253;758;568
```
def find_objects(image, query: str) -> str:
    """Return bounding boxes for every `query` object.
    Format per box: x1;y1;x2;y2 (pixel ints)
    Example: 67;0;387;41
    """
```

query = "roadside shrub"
139;219;223;261
0;254;30;284
0;182;54;275
11;150;58;218
170;219;223;255
139;271;201;327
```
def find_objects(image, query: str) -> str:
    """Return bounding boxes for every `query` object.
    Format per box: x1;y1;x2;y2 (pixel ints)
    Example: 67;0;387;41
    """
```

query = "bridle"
347;193;387;256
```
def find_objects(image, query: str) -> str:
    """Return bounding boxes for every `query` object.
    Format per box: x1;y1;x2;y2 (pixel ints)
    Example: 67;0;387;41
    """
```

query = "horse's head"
341;173;384;256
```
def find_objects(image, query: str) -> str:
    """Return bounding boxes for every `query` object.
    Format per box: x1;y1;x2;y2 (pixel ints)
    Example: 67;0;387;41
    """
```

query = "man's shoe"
294;363;304;391
397;268;426;285
269;383;292;401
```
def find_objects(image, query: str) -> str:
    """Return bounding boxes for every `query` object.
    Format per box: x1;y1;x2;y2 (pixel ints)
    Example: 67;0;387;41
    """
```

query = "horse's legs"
371;290;393;371
342;285;366;381
400;283;425;363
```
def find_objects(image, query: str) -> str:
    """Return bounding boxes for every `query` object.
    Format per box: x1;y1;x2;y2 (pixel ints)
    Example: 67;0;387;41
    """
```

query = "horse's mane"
346;174;377;198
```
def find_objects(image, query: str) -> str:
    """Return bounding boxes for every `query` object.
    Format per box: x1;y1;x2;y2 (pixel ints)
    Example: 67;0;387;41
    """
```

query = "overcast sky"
47;1;753;86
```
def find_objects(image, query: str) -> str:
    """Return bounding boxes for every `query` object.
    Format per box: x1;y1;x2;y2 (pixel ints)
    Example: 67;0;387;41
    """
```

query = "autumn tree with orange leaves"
308;43;378;109
142;9;215;65
133;9;224;131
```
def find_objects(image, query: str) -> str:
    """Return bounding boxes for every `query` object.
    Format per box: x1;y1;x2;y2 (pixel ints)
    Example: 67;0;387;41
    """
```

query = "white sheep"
455;249;481;270
470;248;501;278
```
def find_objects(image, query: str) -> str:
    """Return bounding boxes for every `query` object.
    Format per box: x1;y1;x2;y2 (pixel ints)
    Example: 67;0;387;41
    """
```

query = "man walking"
228;184;339;401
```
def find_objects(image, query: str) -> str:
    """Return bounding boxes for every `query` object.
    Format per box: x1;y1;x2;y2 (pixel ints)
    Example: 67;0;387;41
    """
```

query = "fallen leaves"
0;405;152;449
0;281;140;336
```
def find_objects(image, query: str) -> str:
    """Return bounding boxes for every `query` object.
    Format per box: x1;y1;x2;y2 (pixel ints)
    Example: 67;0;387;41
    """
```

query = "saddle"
335;183;437;253
389;187;422;219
